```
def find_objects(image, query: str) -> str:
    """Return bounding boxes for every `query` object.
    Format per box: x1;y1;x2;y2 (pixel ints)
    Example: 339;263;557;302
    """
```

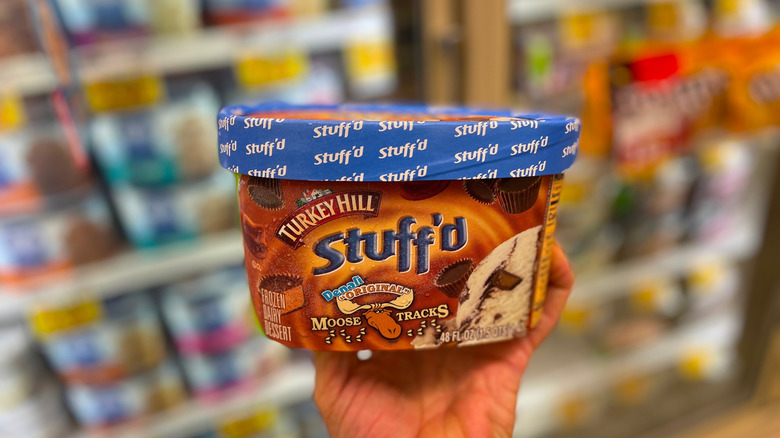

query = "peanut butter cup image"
495;177;542;214
434;259;476;298
463;179;497;204
257;274;304;315
246;177;284;210
398;181;450;201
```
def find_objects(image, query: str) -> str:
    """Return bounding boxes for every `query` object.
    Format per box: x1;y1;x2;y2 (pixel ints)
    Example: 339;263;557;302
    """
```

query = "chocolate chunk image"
463;179;496;204
434;259;475;298
495;177;542;214
246;177;284;210
486;268;522;290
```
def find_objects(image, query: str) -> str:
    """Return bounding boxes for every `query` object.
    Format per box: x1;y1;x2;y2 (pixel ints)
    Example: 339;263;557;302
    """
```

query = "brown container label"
239;175;558;351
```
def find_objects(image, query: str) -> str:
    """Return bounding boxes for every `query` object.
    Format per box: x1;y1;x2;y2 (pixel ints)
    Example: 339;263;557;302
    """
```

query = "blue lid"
217;103;580;181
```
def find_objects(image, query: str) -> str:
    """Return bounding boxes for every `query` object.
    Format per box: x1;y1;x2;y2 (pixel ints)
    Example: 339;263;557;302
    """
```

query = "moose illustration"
362;307;401;339
337;290;413;340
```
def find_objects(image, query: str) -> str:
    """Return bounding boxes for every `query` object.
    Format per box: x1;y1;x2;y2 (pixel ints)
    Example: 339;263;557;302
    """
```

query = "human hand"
312;243;575;438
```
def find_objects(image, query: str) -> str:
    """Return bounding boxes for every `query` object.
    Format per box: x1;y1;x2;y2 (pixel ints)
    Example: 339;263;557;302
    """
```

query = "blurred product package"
28;291;187;429
558;260;740;353
0;123;91;212
160;266;291;400
229;57;346;106
32;292;168;385
65;361;186;429
0;325;73;438
188;401;327;438
0;0;41;58
54;0;150;45
179;337;288;400
90;84;220;187
88;81;237;248
0;189;119;285
55;0;203;45
111;170;236;248
0;92;119;286
203;0;290;25
161;267;256;355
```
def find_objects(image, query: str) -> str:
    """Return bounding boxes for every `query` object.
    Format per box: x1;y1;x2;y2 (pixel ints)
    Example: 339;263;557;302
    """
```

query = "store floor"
678;402;780;438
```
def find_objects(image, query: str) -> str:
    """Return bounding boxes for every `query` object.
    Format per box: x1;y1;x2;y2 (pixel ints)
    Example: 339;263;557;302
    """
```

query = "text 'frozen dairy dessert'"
217;103;580;351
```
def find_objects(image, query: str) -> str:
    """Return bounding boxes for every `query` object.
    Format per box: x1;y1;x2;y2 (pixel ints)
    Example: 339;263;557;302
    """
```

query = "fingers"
527;242;574;349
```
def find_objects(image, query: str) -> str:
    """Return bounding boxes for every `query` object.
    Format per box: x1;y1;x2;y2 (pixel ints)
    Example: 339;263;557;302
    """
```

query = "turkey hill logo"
313;276;414;340
275;189;382;249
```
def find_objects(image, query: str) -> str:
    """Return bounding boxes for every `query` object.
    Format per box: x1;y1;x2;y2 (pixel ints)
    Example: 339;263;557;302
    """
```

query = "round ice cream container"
217;103;580;351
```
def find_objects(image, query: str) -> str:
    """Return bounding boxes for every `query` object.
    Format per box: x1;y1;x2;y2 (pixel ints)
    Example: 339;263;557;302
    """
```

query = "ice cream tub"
217;103;580;351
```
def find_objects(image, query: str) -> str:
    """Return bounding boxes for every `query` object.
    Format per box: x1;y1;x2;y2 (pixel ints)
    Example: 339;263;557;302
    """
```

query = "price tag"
29;300;103;339
631;279;684;317
688;263;724;293
219;409;277;438
561;13;596;46
345;40;395;80
234;50;308;89
84;75;165;113
648;2;680;33
678;349;713;381
631;283;663;313
716;0;741;18
0;94;26;132
614;375;649;406
560;305;593;334
556;395;589;428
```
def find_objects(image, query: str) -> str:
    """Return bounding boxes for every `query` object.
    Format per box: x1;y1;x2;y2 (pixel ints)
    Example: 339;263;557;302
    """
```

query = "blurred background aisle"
0;0;779;437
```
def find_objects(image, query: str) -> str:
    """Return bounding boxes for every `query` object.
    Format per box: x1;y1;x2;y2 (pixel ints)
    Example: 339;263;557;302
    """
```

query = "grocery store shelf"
0;53;57;95
68;314;739;438
68;314;738;438
569;222;759;306
74;362;315;438
0;5;393;94
508;0;648;23
517;311;742;432
0;230;245;319
75;4;393;82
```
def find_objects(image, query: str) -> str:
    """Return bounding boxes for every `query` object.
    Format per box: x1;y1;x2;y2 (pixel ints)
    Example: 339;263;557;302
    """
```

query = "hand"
312;243;575;438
